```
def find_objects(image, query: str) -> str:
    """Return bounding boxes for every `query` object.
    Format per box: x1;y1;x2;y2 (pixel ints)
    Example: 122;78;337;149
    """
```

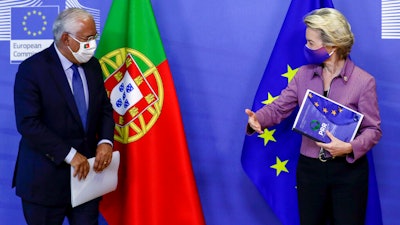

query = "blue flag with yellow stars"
241;0;383;224
11;6;58;40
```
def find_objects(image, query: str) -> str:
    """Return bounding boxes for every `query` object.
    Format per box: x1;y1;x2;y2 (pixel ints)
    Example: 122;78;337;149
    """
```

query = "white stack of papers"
71;151;120;207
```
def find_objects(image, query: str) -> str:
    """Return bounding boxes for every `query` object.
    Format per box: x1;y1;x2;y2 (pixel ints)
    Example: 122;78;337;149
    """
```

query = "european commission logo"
10;6;59;63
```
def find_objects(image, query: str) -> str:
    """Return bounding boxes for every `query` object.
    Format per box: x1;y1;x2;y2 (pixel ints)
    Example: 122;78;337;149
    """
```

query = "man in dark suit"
13;8;115;225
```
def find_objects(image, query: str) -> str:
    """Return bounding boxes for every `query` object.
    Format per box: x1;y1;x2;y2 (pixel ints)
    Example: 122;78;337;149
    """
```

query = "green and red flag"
95;0;205;224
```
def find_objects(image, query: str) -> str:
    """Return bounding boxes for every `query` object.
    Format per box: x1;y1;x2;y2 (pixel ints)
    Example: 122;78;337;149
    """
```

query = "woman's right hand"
245;109;263;134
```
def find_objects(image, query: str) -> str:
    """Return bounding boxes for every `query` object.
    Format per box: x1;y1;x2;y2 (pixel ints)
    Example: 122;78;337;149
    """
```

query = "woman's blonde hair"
304;8;354;59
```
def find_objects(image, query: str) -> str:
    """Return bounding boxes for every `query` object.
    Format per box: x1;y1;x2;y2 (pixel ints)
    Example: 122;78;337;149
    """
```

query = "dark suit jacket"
13;43;115;206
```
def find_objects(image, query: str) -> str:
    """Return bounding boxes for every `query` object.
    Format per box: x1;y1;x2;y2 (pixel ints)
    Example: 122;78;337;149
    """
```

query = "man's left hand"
93;143;113;173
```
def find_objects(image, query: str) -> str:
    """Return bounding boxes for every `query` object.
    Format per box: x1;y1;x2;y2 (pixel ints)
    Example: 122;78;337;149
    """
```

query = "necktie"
71;64;87;130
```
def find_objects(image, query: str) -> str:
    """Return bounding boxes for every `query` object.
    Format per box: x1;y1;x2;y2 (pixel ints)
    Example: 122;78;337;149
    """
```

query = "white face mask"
68;34;97;63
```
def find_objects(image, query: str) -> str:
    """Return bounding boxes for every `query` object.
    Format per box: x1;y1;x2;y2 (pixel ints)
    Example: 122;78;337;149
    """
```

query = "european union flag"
308;93;361;125
11;6;59;40
241;0;383;224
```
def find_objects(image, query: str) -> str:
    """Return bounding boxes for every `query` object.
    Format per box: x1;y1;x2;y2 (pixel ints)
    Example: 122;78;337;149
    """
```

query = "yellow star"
258;128;276;146
261;92;279;105
270;156;289;176
282;65;298;83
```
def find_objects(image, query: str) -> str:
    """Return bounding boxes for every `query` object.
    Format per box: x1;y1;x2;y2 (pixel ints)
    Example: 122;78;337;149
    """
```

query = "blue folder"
292;89;363;143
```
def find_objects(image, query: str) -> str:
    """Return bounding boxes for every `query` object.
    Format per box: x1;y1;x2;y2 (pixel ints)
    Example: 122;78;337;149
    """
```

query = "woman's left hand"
315;130;353;157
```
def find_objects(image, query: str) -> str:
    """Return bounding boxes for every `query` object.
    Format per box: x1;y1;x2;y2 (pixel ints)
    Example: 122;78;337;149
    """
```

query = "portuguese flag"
95;0;205;224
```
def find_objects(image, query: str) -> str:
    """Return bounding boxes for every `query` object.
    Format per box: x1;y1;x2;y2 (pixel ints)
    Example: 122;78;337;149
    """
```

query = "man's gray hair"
52;8;93;42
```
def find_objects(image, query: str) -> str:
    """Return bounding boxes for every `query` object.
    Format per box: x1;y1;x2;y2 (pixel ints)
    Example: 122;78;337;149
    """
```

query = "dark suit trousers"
296;154;368;225
22;198;100;225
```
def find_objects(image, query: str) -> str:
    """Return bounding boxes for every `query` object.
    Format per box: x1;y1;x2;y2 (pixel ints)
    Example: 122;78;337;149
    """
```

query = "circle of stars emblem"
22;10;47;37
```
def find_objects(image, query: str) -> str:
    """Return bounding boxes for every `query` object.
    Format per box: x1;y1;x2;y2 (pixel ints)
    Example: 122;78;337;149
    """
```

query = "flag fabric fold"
95;0;205;224
241;0;382;224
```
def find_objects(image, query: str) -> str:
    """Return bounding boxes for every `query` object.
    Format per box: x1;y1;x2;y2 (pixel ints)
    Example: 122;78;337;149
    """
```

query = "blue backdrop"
0;1;398;225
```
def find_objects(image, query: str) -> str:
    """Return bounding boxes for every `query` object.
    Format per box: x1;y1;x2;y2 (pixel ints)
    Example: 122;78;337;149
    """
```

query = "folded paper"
71;151;120;207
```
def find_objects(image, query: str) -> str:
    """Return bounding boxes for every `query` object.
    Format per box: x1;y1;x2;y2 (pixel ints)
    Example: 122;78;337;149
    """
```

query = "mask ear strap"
327;46;336;56
328;49;335;56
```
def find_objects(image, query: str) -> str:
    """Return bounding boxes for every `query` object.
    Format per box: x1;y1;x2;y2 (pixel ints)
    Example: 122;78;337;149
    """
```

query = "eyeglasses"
67;32;98;42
